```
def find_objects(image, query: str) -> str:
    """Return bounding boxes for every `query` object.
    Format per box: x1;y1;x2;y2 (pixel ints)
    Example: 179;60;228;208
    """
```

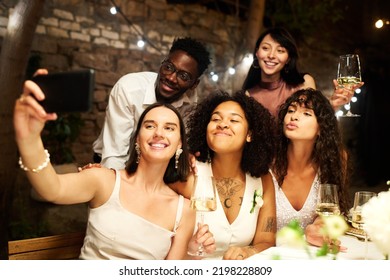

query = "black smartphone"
32;69;95;113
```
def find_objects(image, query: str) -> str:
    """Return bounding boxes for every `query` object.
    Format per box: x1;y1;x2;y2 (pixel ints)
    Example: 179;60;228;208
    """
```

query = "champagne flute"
351;191;376;259
187;175;217;257
336;54;362;116
315;184;341;216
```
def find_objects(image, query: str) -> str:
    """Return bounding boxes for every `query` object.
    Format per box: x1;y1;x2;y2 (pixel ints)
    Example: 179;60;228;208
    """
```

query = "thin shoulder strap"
173;195;184;232
114;169;121;192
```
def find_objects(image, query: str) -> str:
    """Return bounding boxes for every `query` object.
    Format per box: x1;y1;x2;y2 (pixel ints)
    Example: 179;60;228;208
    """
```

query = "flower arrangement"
276;216;348;259
250;188;263;213
362;184;390;260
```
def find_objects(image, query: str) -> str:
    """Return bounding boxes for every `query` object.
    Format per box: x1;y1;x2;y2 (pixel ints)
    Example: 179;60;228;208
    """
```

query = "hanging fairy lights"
107;0;251;82
109;0;162;54
375;19;389;29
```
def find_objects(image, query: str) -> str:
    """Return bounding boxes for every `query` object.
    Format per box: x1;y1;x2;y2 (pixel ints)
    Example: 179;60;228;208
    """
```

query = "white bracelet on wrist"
19;149;51;173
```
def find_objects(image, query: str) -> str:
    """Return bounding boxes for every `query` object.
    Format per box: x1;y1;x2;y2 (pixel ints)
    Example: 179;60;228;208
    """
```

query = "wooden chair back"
8;231;85;260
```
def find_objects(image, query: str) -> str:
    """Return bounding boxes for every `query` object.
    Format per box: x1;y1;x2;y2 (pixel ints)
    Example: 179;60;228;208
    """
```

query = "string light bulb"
243;54;253;66
137;39;145;48
375;19;384;28
210;72;219;82
110;6;118;15
336;110;344;117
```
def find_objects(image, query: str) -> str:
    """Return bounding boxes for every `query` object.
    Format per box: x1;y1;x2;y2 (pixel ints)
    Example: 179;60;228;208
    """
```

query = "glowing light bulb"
228;67;236;75
137;39;145;48
211;74;219;82
243;54;253;66
110;7;118;15
336;110;344;117
375;19;384;28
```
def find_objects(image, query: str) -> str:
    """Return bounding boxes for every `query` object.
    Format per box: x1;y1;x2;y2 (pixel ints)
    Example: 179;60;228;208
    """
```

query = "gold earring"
135;143;141;163
175;148;183;169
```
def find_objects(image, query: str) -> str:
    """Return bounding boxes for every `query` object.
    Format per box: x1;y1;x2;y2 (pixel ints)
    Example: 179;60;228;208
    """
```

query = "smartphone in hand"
32;69;95;113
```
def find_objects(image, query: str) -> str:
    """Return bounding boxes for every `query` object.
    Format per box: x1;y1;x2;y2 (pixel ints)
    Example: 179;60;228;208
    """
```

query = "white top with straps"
196;161;263;260
79;169;184;259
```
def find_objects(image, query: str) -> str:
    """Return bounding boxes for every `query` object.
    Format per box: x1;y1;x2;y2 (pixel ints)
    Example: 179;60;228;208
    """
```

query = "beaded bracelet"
19;149;50;173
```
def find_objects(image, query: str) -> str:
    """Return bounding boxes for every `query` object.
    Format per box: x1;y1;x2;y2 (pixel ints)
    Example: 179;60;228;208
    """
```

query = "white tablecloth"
248;235;384;260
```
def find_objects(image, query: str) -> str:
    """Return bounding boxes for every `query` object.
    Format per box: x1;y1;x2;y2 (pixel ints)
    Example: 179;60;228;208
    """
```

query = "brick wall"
0;0;335;166
0;0;248;165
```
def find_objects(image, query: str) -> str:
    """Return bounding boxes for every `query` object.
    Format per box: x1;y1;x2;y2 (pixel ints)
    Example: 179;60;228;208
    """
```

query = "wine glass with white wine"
337;54;362;116
187;175;217;257
315;184;341;216
351;191;376;259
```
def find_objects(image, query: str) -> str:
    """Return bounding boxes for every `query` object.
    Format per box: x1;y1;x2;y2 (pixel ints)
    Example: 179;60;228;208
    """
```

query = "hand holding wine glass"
187;175;217;257
336;54;362;116
351;191;376;259
315;184;341;216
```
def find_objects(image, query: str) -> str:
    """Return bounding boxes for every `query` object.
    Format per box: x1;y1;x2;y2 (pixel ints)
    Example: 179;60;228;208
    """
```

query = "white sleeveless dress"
196;161;263;259
79;170;184;259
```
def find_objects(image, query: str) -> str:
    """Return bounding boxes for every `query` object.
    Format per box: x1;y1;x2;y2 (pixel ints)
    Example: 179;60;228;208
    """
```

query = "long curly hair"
242;27;305;90
125;103;190;184
187;90;276;177
272;88;351;213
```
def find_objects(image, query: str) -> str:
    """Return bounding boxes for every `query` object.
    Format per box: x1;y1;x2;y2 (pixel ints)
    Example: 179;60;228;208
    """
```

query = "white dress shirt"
93;72;197;169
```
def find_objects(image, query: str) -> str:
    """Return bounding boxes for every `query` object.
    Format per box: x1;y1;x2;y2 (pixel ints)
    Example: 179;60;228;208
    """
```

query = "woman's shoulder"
260;172;275;192
180;195;196;222
301;74;316;89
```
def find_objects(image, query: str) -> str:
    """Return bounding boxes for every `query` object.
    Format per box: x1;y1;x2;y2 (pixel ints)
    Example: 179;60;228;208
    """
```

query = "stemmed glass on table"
187;175;217;257
351;191;377;259
315;184;341;217
336;54;362;116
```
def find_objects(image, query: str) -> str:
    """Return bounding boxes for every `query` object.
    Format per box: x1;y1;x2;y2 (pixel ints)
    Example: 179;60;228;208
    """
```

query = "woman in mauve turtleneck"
242;27;362;117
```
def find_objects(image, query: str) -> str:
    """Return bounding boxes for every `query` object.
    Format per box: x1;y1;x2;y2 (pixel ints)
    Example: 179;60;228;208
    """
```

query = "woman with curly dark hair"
270;88;351;246
171;90;277;260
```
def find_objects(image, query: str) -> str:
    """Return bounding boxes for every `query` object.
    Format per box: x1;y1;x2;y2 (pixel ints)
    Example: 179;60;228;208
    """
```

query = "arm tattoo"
263;217;277;232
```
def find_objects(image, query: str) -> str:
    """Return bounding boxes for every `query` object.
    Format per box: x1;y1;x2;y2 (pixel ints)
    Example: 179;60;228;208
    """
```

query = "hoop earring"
175;148;183;169
135;143;141;164
252;58;260;69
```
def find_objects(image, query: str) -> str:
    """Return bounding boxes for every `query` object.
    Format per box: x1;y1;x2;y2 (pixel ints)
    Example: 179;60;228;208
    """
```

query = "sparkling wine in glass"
187;175;217;257
315;184;341;216
337;54;362;116
352;191;376;259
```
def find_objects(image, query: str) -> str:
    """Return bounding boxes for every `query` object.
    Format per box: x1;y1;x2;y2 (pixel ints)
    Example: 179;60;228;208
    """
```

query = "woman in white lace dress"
270;88;350;246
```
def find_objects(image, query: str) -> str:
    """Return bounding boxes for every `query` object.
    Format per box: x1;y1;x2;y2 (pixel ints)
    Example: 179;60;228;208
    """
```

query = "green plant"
42;113;84;164
276;216;349;260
